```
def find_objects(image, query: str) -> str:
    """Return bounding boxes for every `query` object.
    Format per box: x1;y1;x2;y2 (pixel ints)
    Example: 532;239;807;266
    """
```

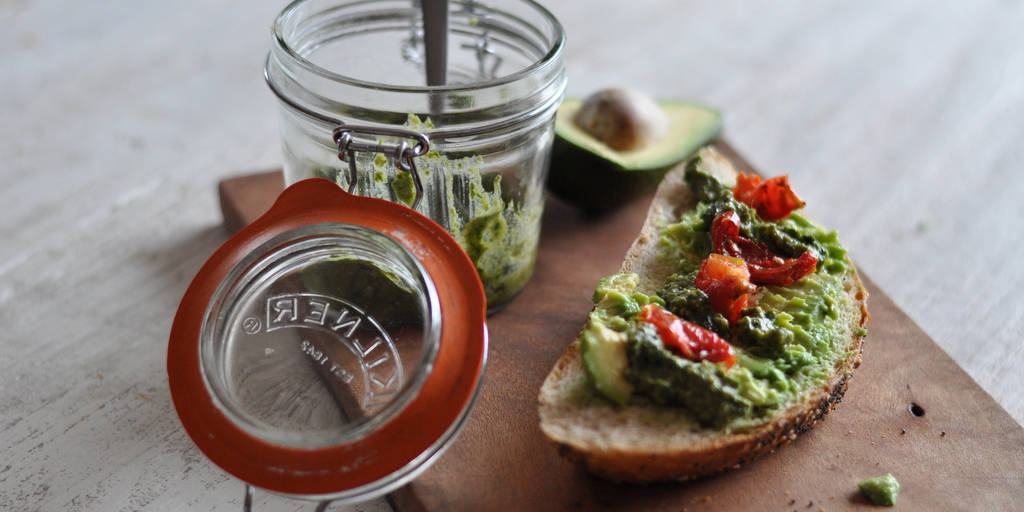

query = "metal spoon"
421;0;448;87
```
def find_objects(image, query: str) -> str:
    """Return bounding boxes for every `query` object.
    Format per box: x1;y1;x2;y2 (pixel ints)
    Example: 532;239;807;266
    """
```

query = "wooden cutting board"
219;142;1024;511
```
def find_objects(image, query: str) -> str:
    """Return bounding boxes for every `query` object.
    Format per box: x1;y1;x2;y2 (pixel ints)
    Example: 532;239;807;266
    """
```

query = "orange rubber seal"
167;178;487;496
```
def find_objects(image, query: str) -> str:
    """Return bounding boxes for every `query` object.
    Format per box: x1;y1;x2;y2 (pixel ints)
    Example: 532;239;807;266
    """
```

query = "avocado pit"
546;88;722;214
573;88;670;152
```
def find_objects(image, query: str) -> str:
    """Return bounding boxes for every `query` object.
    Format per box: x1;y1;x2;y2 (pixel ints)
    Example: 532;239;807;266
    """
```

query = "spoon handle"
421;0;448;87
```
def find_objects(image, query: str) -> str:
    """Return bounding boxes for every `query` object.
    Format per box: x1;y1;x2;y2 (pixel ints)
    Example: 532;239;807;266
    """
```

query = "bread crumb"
881;435;885;438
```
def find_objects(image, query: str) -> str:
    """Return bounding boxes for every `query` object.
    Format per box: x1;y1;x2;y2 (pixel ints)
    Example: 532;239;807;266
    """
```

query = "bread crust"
538;146;870;482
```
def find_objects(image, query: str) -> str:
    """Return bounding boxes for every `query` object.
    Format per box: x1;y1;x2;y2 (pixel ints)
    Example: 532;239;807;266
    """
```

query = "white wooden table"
2;0;1021;510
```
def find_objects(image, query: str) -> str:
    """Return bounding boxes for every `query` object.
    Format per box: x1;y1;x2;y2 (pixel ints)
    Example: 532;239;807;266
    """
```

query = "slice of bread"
537;146;870;482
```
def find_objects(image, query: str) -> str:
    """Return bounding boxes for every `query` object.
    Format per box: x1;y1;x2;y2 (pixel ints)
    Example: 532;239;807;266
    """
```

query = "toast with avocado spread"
538;146;869;481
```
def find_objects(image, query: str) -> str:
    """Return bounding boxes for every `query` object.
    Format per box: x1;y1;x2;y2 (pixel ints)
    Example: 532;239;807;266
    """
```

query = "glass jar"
265;0;567;311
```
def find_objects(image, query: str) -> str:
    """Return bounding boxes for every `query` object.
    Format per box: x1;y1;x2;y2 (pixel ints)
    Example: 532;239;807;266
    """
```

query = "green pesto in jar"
581;155;861;430
312;114;541;309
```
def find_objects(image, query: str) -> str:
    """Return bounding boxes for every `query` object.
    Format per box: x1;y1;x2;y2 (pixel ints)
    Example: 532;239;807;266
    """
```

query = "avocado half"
546;99;722;214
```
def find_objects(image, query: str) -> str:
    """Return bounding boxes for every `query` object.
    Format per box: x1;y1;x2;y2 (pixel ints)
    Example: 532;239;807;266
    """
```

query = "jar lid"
167;179;487;501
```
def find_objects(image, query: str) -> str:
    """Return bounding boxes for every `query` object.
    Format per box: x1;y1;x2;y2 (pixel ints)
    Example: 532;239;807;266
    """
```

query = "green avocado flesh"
546;99;722;214
579;317;634;405
857;474;900;506
578;156;861;430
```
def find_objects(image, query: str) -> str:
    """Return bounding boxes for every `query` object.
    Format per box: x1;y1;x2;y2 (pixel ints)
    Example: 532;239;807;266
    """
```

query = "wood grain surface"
396;268;1024;511
216;145;1024;511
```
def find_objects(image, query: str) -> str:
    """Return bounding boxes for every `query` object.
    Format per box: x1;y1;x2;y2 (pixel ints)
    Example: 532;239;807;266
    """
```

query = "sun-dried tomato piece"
732;172;762;205
711;211;818;286
637;304;736;368
732;172;806;221
748;251;818;286
694;253;756;325
711;210;784;265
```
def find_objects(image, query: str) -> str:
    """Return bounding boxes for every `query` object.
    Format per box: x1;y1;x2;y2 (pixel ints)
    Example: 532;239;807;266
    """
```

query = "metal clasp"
332;125;431;211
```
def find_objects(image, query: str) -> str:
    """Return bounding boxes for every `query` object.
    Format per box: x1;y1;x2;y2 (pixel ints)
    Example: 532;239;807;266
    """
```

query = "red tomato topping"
711;211;818;287
732;172;806;221
694;253;756;325
711;211;784;266
749;251;818;286
637;304;736;368
732;172;762;204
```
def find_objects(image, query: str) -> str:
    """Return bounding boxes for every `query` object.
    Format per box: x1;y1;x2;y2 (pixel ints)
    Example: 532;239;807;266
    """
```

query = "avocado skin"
546;135;674;215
